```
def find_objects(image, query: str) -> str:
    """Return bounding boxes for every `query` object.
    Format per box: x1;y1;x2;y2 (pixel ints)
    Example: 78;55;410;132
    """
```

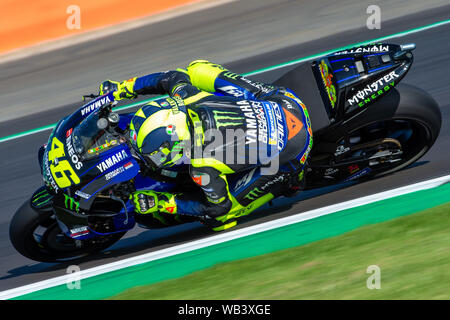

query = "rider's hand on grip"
132;191;159;214
99;78;138;100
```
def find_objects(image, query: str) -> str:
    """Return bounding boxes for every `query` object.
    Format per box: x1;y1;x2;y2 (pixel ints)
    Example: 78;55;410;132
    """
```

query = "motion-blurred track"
0;3;449;292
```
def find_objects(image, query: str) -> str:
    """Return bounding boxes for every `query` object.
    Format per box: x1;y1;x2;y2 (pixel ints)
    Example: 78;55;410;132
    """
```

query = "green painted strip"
13;182;450;300
1;18;450;144
245;18;450;76
0;97;166;143
0;124;55;143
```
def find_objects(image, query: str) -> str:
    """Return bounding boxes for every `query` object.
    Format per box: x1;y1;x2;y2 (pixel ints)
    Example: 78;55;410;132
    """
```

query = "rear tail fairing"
312;43;414;124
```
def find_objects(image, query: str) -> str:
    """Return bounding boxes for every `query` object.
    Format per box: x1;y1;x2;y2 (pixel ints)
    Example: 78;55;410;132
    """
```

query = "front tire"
9;198;125;262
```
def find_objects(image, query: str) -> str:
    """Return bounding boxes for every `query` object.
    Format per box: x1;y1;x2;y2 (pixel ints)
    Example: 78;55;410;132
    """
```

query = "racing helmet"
129;102;190;170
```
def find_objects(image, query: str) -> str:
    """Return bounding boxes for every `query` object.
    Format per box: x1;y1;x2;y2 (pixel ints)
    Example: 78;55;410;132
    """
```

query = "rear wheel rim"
337;118;432;177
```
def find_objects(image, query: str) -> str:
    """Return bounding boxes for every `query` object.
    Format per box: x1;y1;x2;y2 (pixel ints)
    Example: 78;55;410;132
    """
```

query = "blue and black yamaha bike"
10;43;441;262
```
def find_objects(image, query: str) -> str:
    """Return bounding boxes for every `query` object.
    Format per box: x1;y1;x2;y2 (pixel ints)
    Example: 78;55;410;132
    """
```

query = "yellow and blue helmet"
129;99;190;170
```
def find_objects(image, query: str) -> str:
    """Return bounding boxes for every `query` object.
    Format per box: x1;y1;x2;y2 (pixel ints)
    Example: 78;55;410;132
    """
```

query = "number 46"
48;137;80;188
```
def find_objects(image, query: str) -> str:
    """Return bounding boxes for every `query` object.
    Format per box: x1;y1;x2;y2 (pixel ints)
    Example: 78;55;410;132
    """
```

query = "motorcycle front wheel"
9;199;126;263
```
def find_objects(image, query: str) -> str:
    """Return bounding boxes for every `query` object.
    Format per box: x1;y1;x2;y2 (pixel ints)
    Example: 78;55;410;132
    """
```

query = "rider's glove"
99;78;138;100
131;191;177;214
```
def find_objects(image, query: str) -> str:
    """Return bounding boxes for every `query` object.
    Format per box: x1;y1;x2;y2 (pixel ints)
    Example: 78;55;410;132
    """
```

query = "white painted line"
1;174;449;300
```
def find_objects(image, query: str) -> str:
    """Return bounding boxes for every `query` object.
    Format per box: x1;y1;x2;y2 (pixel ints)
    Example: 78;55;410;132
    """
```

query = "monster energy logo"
212;110;245;129
243;174;286;201
32;189;53;207
223;71;239;80
64;194;80;212
244;187;264;201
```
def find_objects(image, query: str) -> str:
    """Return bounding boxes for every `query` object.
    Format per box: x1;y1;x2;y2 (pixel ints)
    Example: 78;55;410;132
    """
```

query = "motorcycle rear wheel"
337;118;434;178
306;84;441;186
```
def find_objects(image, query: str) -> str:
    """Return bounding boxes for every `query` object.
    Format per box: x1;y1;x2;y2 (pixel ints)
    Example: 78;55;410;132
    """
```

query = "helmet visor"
146;142;172;169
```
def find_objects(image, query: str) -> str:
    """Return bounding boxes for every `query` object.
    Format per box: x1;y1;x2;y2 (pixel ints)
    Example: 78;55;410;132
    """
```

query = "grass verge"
110;202;450;299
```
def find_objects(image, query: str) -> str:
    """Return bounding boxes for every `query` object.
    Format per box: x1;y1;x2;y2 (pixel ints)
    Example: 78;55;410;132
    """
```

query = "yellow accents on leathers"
184;60;227;93
191;158;235;174
183;91;213;105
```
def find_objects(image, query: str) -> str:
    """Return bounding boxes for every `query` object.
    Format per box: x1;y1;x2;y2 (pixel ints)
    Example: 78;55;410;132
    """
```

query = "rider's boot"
201;215;237;232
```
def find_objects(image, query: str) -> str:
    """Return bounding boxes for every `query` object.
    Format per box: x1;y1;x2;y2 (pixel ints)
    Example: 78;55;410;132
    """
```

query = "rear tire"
306;84;441;186
343;118;434;179
363;84;441;178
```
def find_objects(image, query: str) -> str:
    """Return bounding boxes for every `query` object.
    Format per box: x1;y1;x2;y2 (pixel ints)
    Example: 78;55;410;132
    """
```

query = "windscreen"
72;112;119;159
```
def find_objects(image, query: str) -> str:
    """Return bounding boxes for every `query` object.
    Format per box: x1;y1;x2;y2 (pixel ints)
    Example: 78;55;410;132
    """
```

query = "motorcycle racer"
99;60;313;231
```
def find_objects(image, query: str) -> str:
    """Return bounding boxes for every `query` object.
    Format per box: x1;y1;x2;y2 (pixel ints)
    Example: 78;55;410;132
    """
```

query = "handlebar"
82;94;100;101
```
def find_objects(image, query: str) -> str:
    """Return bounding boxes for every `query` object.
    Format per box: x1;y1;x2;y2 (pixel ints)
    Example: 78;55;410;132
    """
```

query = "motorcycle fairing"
312;43;413;120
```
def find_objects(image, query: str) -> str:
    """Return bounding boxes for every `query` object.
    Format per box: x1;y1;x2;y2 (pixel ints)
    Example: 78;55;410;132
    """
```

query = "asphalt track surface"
1;5;450;292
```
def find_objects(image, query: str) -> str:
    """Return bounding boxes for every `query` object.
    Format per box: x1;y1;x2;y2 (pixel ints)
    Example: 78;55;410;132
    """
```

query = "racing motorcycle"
10;43;441;262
